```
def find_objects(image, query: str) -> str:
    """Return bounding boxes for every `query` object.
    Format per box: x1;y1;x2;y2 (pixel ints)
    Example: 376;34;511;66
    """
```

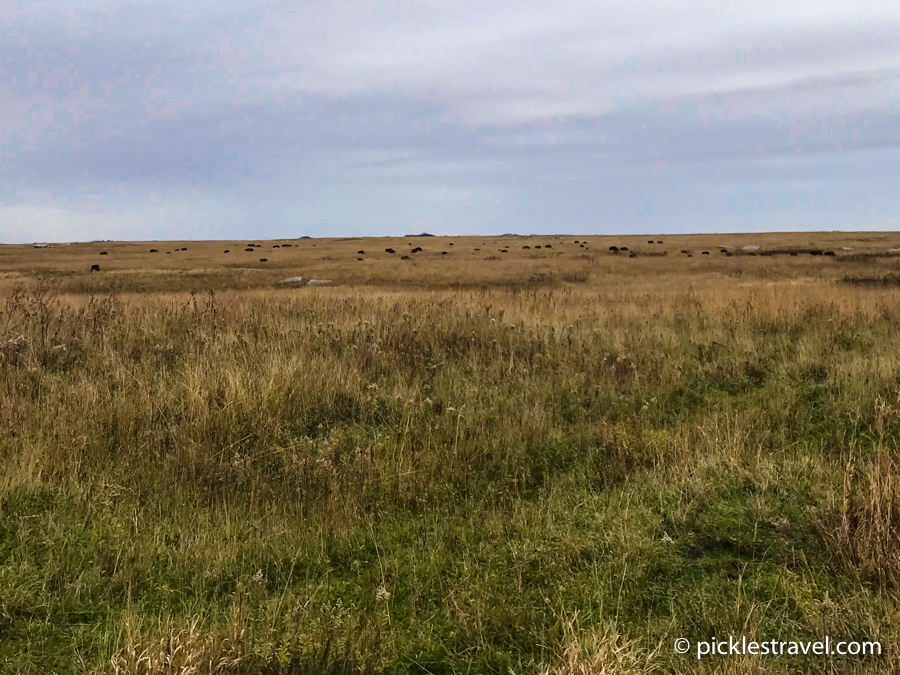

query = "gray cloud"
1;0;899;241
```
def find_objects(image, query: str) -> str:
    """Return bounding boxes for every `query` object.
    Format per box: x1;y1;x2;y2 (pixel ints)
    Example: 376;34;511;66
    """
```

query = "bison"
90;264;100;272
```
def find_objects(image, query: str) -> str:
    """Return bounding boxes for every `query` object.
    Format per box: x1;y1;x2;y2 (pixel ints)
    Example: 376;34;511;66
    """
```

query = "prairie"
1;232;900;673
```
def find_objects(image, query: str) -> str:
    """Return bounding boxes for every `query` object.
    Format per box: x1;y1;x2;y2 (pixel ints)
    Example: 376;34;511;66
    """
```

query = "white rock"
306;279;332;286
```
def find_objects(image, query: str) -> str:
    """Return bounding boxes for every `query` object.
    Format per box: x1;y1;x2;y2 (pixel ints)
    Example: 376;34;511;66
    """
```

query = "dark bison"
656;240;663;244
619;246;629;251
357;250;365;254
273;245;280;248
680;249;689;254
824;250;836;256
648;240;655;244
609;246;618;252
224;249;230;253
534;245;542;249
357;257;364;261
401;255;410;260
245;248;254;252
149;248;158;253
99;251;108;255
701;251;710;255
90;264;100;271
385;248;395;254
259;258;269;262
411;247;423;253
522;245;531;249
441;251;448;255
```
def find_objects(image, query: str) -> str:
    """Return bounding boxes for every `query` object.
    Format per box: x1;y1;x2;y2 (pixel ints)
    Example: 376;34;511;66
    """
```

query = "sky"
1;1;899;243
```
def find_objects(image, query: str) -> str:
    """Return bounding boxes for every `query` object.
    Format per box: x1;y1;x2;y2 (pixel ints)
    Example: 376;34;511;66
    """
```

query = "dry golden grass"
1;232;899;673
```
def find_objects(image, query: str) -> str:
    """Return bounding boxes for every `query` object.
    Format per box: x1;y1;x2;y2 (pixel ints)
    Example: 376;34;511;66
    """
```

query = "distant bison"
522;245;531;249
619;246;629;251
411;247;423;253
357;257;364;261
99;251;108;255
90;264;100;272
385;248;396;254
149;248;158;253
825;250;836;256
534;245;542;249
681;249;689;254
273;245;280;248
609;246;618;252
544;244;552;248
245;248;254;252
400;255;410;260
648;240;655;244
701;251;710;255
259;258;269;262
224;249;230;253
656;240;663;244
441;251;448;255
358;250;365;254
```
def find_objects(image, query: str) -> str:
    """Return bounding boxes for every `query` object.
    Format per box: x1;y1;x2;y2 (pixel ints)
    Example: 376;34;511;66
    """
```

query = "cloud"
1;1;899;241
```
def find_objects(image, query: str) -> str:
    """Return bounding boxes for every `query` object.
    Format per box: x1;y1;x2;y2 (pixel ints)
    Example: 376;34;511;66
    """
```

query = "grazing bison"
701;251;710;255
825;250;836;256
281;244;292;247
401;255;410;260
656;240;663;244
522;245;531;249
357;250;365;254
357;257;364;261
534;245;542;249
619;246;629;251
810;250;824;256
259;258;269;262
648;240;655;244
441;251;448;255
411;247;423;253
99;251;108;255
385;248;395;254
224;249;230;253
474;248;481;251
273;245;280;248
149;248;158;253
609;246;618;252
681;249;689;254
90;264;100;271
545;244;552;248
245;248;254;252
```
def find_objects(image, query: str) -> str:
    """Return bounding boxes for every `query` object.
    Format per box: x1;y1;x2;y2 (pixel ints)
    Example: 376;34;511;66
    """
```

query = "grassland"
1;232;900;673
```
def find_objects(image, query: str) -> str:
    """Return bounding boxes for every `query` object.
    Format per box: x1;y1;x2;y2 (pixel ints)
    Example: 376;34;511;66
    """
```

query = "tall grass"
1;260;899;673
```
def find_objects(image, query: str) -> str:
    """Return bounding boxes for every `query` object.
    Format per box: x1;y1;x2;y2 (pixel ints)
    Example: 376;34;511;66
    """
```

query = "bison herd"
81;239;848;273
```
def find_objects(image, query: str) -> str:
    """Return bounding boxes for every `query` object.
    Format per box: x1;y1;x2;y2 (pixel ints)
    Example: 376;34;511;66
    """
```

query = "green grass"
1;278;899;673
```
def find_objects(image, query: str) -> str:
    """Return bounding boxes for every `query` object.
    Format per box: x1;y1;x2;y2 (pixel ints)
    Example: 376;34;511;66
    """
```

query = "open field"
2;232;900;673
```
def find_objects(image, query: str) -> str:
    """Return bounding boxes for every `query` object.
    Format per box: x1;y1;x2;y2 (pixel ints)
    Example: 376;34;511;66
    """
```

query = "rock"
306;279;332;286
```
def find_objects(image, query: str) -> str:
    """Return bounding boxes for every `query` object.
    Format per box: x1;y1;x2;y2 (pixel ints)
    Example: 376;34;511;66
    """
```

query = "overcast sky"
2;1;899;242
